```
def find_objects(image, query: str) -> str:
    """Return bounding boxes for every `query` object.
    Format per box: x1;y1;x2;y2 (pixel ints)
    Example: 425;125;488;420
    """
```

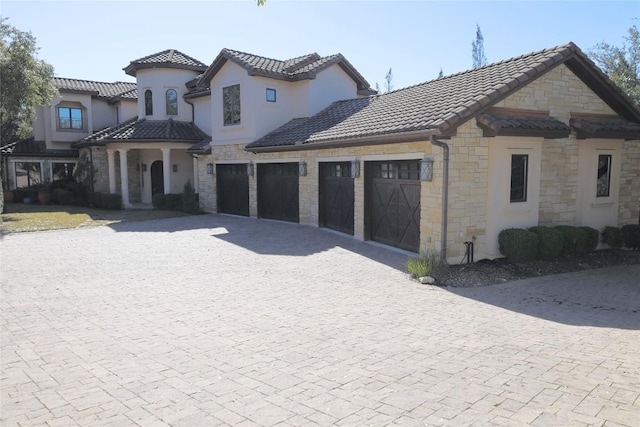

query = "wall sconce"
247;162;254;176
350;160;360;178
298;161;307;177
421;157;434;181
172;164;178;173
206;163;214;175
142;163;147;172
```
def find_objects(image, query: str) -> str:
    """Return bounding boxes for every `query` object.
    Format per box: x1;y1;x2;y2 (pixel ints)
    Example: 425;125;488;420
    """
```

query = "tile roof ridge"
54;76;132;86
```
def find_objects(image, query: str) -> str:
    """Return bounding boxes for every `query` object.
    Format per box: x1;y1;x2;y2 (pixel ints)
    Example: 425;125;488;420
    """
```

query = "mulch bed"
442;249;640;287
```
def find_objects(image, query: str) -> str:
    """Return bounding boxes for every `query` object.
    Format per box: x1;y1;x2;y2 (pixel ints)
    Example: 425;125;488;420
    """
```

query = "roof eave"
245;128;440;153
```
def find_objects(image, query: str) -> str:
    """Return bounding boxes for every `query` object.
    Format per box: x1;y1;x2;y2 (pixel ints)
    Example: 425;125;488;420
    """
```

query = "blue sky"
2;1;638;90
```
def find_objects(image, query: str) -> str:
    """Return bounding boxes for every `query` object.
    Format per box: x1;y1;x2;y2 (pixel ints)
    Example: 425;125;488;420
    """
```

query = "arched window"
166;89;178;116
144;90;153;116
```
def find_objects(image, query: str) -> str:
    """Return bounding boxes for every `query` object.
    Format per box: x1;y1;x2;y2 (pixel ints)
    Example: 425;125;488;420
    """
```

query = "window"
223;84;241;126
145;90;153;116
52;162;76;181
165;89;178;115
58;107;83;130
266;88;276;102
510;154;528;202
14;162;42;188
597;154;611;197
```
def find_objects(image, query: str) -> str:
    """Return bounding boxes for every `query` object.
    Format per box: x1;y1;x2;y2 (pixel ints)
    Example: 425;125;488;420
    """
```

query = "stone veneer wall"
86;147;141;202
619;141;640;224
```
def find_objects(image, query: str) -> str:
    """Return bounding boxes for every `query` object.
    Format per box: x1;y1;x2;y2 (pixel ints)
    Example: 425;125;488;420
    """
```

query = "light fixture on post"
247;162;254;176
350;160;360;178
206;163;214;175
298;160;307;177
421;157;434;181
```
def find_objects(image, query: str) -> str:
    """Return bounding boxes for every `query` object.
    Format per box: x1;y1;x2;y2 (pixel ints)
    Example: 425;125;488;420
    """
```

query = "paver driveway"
1;214;639;426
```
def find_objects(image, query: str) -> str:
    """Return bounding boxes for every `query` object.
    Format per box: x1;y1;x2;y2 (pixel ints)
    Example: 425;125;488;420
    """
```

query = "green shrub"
498;228;538;262
529;226;564;259
406;249;450;280
152;193;166;209
152;193;181;210
621;224;640;250
555;226;588;256
580;226;599;253
57;189;75;205
180;180;200;214
104;193;122;210
602;226;623;249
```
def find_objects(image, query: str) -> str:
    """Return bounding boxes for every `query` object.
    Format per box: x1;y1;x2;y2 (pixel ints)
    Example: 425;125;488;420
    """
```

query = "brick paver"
1;214;639;426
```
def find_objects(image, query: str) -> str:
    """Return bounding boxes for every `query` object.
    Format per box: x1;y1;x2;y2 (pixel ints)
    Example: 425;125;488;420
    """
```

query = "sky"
2;1;638;91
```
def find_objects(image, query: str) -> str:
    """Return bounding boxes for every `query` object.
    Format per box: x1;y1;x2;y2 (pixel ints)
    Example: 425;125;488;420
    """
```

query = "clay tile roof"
73;118;211;147
199;49;373;92
1;137;79;158
124;49;208;76
570;117;640;139
53;78;137;100
246;42;640;152
477;113;570;138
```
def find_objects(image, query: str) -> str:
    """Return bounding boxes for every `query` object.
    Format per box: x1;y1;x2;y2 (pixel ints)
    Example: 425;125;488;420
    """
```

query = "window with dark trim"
14;162;42;188
145;90;153;116
510;154;528;202
597;154;611;197
52;162;76;182
165;89;178;115
58;107;83;130
266;88;276;102
223;84;241;126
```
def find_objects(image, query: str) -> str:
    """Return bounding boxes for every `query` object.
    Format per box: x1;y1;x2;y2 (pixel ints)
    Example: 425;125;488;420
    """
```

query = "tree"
471;24;487;69
384;67;393;92
589;25;640;105
438;68;444;79
0;19;56;145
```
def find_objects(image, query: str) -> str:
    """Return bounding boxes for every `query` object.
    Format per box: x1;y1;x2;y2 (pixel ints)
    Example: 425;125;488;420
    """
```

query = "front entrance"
319;162;354;235
151;160;164;195
217;163;249;216
365;160;421;252
257;163;299;223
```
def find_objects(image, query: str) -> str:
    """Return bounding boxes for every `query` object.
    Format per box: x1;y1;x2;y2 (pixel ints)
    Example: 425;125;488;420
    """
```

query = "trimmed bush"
498;228;538;262
580;226;599;253
57;189;75;205
529;226;564;259
180;180;200;214
555;226;589;256
406;249;450;280
103;193;122;210
621;224;640;250
602;226;623;249
152;193;181;210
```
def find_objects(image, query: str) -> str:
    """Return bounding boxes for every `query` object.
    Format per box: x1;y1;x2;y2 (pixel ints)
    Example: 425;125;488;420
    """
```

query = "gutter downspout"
430;135;449;260
184;98;195;123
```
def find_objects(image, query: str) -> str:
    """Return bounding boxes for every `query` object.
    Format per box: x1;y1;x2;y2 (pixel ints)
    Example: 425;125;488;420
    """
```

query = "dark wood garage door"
258;163;299;223
319;162;354;235
366;161;421;252
217;164;249;216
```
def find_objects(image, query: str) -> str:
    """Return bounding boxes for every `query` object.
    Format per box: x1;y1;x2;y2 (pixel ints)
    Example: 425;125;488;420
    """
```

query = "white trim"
360;152;425;161
214;159;251;165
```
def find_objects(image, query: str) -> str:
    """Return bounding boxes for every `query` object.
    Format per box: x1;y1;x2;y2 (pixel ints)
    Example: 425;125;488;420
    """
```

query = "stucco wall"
136;68;200;122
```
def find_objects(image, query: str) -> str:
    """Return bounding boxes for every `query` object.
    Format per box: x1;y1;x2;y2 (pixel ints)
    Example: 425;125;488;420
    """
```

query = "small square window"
266;88;276;103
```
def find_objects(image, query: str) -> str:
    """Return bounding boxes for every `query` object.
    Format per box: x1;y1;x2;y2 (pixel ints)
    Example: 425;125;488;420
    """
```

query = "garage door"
319;162;354;235
366;161;421;252
258;163;299;223
217;164;249;216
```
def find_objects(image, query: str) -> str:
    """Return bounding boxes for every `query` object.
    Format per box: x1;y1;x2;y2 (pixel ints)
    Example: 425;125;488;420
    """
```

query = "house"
3;42;639;263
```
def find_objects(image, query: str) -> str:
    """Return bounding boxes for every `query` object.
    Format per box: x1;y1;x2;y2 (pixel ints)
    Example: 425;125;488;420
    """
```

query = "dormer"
124;49;208;123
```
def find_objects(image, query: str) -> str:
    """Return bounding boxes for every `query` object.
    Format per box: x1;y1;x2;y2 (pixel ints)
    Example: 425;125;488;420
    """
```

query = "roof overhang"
245;128;440;153
570;115;640;140
477;109;571;138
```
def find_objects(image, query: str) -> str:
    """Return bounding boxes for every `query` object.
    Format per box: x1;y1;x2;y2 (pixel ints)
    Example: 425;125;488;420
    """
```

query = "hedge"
555;226;589;257
498;228;538;262
621;224;640;250
580;226;599;254
602;226;623;249
529;226;564;259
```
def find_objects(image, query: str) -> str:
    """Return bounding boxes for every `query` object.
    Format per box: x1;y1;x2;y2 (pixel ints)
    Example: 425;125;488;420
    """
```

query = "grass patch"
406;249;450;280
1;203;190;233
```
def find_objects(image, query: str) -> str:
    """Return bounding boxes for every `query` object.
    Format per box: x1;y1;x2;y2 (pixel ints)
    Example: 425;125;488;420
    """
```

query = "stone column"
118;148;130;206
106;149;116;194
161;148;171;194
